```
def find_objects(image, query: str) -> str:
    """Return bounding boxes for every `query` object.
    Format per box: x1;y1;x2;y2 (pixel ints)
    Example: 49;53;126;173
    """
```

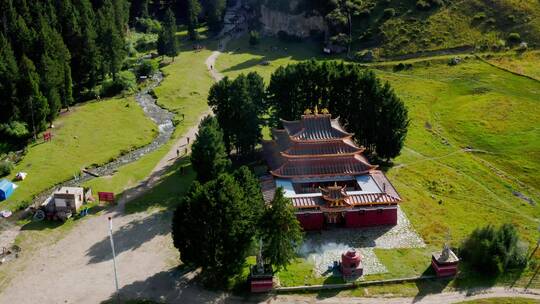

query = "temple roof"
321;184;348;201
270;155;375;178
282;139;363;157
281;114;352;141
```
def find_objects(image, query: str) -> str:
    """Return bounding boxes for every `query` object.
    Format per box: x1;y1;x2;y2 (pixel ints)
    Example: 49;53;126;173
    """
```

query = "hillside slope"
251;0;540;57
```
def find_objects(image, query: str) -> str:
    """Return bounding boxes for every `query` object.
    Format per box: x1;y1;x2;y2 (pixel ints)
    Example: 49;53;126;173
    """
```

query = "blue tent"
0;179;15;201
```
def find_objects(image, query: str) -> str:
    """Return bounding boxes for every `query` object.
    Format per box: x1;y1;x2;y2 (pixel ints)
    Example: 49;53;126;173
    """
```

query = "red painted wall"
297;212;325;231
344;208;397;228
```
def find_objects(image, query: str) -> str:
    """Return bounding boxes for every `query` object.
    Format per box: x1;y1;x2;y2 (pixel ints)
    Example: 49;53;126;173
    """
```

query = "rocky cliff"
259;5;326;38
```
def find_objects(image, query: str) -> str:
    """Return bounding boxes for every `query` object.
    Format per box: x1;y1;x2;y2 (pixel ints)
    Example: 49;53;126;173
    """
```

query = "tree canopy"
208;72;265;157
0;0;129;145
190;116;231;183
157;8;179;60
171;170;264;286
267;60;409;159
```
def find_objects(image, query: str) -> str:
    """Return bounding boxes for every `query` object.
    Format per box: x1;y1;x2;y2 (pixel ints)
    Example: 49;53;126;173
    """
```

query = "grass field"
1;97;157;211
217;35;540;290
485;51;540;80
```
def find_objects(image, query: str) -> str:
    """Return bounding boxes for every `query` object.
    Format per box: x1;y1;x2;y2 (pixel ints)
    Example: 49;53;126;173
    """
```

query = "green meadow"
1;97;156;211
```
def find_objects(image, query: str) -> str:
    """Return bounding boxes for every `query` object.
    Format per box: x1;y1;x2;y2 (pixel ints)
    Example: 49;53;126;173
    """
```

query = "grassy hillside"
256;0;540;57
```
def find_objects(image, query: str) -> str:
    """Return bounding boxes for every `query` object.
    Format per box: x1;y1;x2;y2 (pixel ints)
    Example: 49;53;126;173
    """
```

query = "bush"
472;12;487;23
0;121;30;139
508;32;521;44
383;8;396;19
100;71;137;97
135;36;157;53
249;30;260;46
460;223;528;275
0;160;13;177
416;0;431;10
135;60;158;78
135;18;162;34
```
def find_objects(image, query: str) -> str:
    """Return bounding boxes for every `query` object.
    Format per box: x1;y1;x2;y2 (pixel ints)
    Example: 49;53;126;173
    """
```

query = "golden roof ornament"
314;105;319;115
304;108;312;115
321;108;330;114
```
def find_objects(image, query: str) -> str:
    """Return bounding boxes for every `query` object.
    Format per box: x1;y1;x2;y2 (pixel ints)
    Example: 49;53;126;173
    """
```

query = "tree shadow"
85;210;170;264
315;275;346;299
412;266;450;303
101;266;274;304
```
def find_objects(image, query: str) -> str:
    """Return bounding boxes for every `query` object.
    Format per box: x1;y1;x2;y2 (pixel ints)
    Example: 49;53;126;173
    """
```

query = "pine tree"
172;173;260;286
190;115;231;183
96;0;126;80
163;8;178;60
206;0;226;33
186;0;201;40
18;55;49;139
260;188;303;271
0;33;19;125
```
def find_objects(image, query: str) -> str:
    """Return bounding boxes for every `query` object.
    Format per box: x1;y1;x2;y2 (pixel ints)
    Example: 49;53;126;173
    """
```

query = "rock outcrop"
259;5;326;38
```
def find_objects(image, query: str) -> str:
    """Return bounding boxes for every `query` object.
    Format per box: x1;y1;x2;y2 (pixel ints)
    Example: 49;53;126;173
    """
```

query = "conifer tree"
190;115;230;183
259;188;303;271
186;0;201;40
163;8;179;60
18;55;49;139
0;33;19;125
206;0;226;33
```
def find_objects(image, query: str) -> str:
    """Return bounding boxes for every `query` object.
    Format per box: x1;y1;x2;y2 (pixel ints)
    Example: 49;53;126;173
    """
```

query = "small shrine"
249;240;274;293
431;244;459;277
341;249;363;279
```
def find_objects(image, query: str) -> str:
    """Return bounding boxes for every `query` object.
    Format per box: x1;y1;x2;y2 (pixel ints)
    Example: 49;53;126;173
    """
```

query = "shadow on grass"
315;275;346;299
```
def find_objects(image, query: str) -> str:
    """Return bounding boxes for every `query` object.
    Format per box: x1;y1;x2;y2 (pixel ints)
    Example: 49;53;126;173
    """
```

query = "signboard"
98;192;115;203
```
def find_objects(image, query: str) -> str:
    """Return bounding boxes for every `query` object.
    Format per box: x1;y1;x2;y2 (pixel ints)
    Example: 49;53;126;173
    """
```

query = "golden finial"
304;108;312;115
314;105;319;115
321;108;329;114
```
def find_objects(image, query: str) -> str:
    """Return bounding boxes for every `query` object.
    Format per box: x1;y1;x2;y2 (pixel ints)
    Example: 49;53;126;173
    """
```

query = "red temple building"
261;111;402;231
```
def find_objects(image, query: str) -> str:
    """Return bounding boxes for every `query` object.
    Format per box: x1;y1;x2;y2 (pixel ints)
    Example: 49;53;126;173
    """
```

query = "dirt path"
269;287;540;303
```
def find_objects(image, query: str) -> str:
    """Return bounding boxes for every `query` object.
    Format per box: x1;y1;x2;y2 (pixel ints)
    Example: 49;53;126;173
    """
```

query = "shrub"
508;32;521;44
460;223;528;275
0;121;30;139
100;71;137;97
416;0;431;10
135;37;157;52
135;18;162;34
0;160;13;177
135;60;158;78
472;12;486;23
249;30;260;46
383;8;396;19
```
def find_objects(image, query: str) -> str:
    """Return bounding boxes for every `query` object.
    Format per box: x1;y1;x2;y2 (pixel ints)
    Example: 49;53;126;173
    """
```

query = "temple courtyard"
299;207;426;277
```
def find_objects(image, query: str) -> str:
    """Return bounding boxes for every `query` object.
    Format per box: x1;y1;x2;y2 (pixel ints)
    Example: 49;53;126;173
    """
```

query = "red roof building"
262;112;402;230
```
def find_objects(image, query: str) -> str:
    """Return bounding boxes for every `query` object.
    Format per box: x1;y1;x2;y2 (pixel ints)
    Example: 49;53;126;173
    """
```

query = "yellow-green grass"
2;97;157;211
486;51;540;81
456;298;540;304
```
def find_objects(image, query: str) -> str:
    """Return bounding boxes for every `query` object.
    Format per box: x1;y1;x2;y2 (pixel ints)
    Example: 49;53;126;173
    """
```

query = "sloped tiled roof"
283;139;362;156
346;193;401;205
321;185;348;201
369;170;402;201
271;155;375;178
281;114;352;141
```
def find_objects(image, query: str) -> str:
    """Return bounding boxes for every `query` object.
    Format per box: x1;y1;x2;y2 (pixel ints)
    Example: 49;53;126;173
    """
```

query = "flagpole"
108;217;120;301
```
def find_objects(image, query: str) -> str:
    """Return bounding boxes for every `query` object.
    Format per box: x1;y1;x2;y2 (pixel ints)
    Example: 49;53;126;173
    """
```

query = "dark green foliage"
259;188;303;271
460;223;528;275
0;160;14;177
135;60;158;77
266;60;409;159
100;71;136;97
135;18;162;34
187;0;202;40
249;30;260;46
157;9;179;59
206;0;226;33
383;8;395;19
171;172;262;287
0;0;132;146
190;116;231;183
208;72;265;157
508;32;521;44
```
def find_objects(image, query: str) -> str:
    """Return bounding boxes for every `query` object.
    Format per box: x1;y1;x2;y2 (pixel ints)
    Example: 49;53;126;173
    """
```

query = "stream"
29;72;175;207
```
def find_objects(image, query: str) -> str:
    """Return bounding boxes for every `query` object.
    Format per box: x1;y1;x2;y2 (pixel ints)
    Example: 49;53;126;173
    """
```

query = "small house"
0;179;15;201
52;187;85;214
